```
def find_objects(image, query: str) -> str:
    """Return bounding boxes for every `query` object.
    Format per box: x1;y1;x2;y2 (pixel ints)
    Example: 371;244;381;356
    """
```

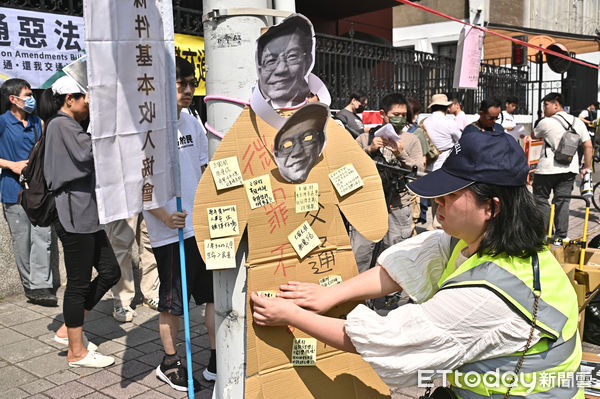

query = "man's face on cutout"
274;126;322;183
258;31;311;106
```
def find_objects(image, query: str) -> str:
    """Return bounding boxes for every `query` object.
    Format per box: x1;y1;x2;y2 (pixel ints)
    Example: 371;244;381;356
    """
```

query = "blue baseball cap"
407;130;529;198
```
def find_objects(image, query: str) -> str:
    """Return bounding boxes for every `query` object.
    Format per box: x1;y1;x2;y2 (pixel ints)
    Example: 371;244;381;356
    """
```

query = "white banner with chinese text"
84;0;178;224
0;7;85;87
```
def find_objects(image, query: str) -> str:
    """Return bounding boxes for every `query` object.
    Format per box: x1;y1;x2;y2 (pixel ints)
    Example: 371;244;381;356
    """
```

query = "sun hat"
407;130;529;198
428;93;452;109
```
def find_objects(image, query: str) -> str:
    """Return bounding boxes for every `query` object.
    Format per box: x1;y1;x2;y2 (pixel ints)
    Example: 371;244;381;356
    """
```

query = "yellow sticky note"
319;275;342;287
295;183;319;213
204;238;236;270
288;221;320;259
292;337;317;367
328;163;363;197
244;174;275;209
209;156;243;190
207;205;239;238
256;290;277;298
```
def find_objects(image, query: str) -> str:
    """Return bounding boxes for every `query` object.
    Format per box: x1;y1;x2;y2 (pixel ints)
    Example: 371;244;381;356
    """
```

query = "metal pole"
536;50;543;123
202;1;269;397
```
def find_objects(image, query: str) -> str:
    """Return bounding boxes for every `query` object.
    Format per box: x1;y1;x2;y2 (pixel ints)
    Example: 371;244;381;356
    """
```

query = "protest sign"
84;0;177;223
0;7;85;87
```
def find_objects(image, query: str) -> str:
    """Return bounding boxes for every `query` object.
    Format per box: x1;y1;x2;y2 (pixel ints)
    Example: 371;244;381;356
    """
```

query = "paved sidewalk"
0;288;214;399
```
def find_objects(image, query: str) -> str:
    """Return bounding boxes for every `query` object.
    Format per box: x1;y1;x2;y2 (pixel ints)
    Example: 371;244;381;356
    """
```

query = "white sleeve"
344;287;541;389
377;230;452;303
195;119;209;165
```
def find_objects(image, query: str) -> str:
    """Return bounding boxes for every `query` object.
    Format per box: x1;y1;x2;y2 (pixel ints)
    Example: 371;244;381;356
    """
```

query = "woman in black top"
41;76;120;368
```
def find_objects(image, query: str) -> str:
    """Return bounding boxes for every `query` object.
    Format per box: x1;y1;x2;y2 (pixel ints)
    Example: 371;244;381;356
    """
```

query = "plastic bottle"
581;169;593;198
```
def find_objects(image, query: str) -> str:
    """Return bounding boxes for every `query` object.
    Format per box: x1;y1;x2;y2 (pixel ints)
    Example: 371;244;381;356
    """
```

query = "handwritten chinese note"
207;205;239;239
209;156;243;190
292;338;317;366
244;174;275;209
319;275;342;287
295;183;319;213
288;221;320;259
328;164;363;197
204;238;236;270
256;290;277;298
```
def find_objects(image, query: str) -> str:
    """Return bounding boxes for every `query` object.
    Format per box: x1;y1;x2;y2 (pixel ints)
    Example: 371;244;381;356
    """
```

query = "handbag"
419;254;541;399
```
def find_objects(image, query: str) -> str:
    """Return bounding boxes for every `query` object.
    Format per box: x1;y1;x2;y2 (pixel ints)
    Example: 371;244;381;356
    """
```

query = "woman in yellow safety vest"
251;128;582;398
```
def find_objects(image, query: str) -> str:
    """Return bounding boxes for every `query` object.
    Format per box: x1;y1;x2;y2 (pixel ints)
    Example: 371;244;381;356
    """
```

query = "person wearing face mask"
351;93;424;274
334;91;369;138
0;78;56;306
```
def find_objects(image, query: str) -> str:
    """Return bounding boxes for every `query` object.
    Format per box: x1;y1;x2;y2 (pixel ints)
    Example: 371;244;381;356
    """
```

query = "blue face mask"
16;96;36;113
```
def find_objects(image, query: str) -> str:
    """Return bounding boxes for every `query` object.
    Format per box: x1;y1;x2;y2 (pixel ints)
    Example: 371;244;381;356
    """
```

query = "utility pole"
202;1;293;397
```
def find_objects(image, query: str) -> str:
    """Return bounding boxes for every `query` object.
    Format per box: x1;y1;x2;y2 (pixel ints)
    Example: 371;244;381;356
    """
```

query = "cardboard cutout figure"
194;13;390;399
274;103;328;184
256;14;315;109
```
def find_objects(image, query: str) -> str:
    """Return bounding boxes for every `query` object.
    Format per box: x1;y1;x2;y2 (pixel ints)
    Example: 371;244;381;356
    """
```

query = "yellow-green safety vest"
436;239;583;398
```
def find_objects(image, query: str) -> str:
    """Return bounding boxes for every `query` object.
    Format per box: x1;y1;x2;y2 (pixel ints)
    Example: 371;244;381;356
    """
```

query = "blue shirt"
0;110;42;203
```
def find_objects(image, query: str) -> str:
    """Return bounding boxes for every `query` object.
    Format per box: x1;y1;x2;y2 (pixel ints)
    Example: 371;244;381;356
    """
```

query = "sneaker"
113;305;136;322
202;368;216;382
53;332;98;351
156;361;200;392
68;350;114;368
143;297;159;311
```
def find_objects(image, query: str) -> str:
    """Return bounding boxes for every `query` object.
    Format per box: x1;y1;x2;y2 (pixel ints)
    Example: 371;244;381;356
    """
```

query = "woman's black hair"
469;182;545;258
38;88;84;122
0;78;30;113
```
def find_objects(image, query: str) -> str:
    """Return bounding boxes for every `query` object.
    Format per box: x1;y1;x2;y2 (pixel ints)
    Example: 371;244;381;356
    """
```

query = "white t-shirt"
422;111;462;171
143;112;209;247
500;110;516;130
533;111;590;175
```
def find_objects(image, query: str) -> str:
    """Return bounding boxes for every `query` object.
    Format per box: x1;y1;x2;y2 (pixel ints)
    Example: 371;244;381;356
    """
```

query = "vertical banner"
174;33;206;96
453;25;484;89
0;7;85;87
84;0;177;224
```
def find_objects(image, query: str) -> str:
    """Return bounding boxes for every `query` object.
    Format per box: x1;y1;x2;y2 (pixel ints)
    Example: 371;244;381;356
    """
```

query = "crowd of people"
0;56;217;393
0;14;595;396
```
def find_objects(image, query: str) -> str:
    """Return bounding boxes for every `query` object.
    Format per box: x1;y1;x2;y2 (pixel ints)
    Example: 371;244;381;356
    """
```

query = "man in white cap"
422;93;461;228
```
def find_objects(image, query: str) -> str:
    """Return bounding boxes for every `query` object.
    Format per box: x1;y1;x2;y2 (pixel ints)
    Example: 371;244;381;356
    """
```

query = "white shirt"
532;111;590;175
453;110;468;131
500;110;516;130
344;231;540;394
143;112;209;247
423;111;462;171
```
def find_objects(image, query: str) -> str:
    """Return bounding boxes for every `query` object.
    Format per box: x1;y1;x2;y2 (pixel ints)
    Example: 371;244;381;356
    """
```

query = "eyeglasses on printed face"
277;130;319;155
261;50;305;72
176;79;199;89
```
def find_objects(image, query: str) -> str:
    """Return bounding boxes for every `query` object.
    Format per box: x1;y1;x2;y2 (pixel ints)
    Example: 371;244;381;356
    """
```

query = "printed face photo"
274;127;322;183
256;15;314;109
273;102;328;184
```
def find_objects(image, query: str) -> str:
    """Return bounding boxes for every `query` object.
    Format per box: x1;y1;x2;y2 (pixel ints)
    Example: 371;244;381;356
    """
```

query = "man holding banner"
142;57;216;392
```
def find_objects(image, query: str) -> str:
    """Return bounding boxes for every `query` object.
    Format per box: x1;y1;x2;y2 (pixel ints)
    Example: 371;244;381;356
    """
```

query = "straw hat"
428;93;452;109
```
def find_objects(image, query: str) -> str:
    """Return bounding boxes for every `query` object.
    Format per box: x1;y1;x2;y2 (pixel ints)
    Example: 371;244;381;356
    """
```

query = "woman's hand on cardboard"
251;292;299;327
277;281;336;314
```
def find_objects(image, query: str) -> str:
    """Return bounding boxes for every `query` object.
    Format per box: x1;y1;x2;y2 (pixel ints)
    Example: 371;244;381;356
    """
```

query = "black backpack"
18;119;57;227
